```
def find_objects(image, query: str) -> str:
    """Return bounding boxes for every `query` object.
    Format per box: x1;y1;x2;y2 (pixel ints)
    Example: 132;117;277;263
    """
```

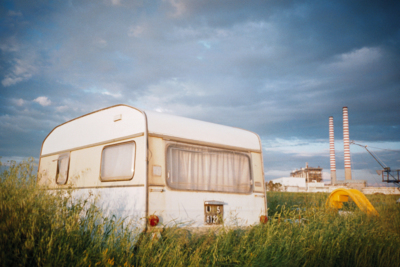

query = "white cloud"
82;83;123;98
132;79;211;115
264;170;292;180
94;38;108;48
102;91;122;98
33;96;52;106
0;36;19;52
56;105;68;112
11;98;25;106
148;78;206;97
325;47;382;72
8;10;22;17
1;59;36;87
2;76;24;87
340;47;381;64
110;0;121;6
164;0;187;18
128;25;144;37
0;111;55;133
263;138;332;156
198;40;211;49
350;141;400;152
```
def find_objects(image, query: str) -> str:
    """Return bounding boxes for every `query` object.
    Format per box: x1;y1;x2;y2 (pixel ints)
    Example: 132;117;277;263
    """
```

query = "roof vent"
114;114;122;122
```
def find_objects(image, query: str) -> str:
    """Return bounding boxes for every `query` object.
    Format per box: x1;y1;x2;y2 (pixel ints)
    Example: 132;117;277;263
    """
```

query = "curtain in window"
167;144;251;193
101;142;135;181
56;153;70;185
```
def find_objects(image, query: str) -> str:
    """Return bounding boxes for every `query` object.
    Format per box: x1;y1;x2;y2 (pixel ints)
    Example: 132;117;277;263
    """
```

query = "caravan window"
166;143;252;193
56;153;70;185
101;141;136;181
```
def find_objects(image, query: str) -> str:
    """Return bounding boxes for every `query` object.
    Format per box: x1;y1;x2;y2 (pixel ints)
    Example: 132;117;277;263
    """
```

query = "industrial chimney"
329;116;337;185
343;107;352;180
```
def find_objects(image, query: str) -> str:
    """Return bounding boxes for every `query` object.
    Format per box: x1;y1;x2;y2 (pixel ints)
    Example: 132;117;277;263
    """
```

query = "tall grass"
1;159;400;266
0;159;136;266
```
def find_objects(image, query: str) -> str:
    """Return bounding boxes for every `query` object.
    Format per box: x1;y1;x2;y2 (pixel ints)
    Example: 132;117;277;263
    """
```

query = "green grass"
1;159;400;266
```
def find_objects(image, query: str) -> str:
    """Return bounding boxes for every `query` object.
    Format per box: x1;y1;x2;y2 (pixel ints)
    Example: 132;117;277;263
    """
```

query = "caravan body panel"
38;105;267;232
145;110;260;152
39;105;148;230
42;105;146;156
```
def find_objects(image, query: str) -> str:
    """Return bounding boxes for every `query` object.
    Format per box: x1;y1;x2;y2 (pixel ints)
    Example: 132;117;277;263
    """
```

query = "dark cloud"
0;0;399;180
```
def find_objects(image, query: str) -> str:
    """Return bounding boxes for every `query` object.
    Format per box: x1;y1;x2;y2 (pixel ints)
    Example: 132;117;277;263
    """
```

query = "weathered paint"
72;187;147;229
38;104;267;233
42;105;145;156
145;110;261;152
148;189;266;227
39;136;146;188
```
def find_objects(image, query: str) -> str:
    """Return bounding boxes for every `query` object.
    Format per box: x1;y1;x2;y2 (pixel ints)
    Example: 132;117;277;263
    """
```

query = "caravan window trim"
165;141;253;195
56;152;70;185
100;141;136;182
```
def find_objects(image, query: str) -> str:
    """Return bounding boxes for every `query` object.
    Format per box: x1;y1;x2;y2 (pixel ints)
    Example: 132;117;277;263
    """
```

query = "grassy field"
1;159;400;266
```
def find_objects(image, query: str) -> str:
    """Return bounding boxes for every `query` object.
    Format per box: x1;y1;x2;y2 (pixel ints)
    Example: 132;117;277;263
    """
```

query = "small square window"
56;153;70;185
101;141;136;181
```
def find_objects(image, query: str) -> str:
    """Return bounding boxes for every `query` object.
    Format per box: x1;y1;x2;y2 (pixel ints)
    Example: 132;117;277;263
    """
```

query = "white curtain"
101;142;135;181
167;144;251;193
56;153;70;184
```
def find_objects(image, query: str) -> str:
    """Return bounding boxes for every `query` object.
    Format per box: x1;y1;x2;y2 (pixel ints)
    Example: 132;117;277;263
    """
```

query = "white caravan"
38;105;267;232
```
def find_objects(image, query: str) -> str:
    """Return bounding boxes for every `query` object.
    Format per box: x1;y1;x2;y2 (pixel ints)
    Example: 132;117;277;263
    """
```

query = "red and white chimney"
343;107;352;180
329;116;337;184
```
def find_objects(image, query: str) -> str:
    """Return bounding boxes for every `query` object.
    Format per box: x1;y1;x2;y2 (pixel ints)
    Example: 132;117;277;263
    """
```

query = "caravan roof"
41;105;261;156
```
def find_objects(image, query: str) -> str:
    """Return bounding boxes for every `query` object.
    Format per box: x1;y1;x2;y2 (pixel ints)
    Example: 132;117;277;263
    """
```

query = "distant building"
271;177;306;188
268;162;397;194
269;177;330;193
269;177;306;192
307;180;329;193
290;162;323;183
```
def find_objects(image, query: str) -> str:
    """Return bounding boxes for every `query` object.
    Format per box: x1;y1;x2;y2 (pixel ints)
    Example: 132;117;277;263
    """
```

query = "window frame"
56;152;70;185
100;141;136;182
165;141;253;194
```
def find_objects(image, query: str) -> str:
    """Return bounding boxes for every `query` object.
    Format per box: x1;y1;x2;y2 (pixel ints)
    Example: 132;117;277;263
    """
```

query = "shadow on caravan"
38;104;268;232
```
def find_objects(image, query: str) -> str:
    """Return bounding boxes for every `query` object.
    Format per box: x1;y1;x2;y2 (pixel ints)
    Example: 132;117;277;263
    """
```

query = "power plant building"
267;106;394;194
290;163;323;183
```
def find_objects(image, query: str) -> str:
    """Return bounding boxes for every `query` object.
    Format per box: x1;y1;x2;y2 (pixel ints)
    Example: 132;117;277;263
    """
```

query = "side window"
166;143;252;193
56;153;70;185
100;141;136;181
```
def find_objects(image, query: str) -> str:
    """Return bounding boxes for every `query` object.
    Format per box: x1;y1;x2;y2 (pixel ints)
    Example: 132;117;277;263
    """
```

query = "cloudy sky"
1;0;399;185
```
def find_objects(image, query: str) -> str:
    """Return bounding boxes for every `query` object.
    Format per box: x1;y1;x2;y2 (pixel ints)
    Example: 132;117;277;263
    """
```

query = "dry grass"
1;159;400;266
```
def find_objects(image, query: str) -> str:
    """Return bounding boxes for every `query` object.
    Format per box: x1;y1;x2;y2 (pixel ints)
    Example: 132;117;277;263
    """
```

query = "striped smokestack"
343;107;352;180
329;116;337;185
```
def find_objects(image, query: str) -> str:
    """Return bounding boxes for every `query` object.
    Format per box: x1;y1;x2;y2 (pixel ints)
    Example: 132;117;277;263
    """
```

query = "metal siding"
72;187;147;231
145;110;261;151
42;106;145;155
148;190;265;227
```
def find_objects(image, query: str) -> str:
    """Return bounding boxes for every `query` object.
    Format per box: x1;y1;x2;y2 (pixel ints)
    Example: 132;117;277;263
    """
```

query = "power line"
363;145;400;152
